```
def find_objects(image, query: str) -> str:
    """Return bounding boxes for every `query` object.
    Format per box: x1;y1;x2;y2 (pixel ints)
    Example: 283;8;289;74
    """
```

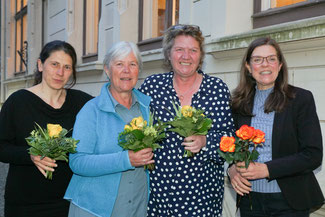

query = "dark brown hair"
232;37;294;116
34;40;77;88
162;24;205;71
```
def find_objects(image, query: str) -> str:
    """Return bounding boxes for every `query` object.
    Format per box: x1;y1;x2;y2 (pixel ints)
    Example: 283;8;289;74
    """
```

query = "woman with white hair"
64;41;153;217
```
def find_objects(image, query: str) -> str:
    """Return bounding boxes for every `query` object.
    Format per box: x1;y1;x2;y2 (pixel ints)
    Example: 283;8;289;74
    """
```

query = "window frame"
15;0;28;75
82;0;101;63
138;0;177;51
253;0;325;28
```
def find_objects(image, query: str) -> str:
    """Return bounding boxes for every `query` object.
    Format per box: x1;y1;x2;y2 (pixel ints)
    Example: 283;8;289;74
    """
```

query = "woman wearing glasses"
228;37;324;216
139;24;234;216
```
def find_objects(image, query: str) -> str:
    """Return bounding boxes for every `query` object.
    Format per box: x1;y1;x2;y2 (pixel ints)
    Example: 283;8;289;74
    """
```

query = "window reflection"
142;0;179;41
84;0;99;55
15;0;28;73
270;0;306;8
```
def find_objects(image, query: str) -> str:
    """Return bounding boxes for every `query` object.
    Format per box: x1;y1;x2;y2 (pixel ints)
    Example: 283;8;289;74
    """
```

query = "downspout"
0;0;6;104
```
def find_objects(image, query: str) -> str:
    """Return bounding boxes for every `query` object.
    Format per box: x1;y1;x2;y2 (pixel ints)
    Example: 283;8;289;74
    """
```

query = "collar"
97;83;150;113
107;85;139;109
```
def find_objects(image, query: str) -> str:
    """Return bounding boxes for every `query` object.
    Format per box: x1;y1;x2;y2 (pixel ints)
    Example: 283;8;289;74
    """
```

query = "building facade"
0;0;325;216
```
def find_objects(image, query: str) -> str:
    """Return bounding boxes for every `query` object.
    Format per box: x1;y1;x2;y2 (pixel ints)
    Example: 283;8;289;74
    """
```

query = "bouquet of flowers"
217;125;265;168
118;114;166;170
168;102;212;157
26;123;79;179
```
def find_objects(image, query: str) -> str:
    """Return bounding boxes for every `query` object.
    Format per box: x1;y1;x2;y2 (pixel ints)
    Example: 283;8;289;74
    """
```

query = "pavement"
0;162;8;217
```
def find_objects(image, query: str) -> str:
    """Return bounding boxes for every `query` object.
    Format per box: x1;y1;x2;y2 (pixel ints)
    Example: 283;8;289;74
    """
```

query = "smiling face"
38;50;73;90
169;35;201;78
106;52;139;96
246;45;283;90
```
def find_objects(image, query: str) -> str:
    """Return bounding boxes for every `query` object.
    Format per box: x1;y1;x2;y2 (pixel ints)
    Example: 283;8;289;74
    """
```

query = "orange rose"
236;125;255;140
252;129;265;144
220;136;236;152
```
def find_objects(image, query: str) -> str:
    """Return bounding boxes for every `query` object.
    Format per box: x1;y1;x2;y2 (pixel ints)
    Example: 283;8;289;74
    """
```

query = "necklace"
173;74;198;101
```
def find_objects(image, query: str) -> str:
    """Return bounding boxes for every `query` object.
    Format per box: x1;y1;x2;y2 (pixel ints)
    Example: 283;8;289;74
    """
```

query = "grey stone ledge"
206;15;325;54
77;61;104;73
2;74;34;84
140;16;325;63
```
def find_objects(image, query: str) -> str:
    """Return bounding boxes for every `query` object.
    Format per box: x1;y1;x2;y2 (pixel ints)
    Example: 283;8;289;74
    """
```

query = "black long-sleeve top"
0;89;92;217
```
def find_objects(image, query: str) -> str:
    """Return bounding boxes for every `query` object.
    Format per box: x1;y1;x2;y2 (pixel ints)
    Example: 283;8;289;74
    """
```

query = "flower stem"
144;163;155;171
183;150;194;157
46;170;53;180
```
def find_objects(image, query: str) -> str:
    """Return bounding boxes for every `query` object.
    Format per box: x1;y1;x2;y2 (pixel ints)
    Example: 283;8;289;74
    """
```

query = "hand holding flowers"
228;165;252;196
182;135;207;156
30;155;57;178
128;148;155;168
236;161;270;181
118;114;166;170
218;125;265;210
26;123;79;179
168;103;212;157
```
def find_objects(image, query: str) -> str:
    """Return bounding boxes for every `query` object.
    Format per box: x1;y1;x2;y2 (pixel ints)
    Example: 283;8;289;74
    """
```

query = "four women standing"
0;29;323;217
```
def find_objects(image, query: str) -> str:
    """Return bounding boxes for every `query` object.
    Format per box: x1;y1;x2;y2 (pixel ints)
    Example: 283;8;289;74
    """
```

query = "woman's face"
246;45;283;90
169;35;201;78
106;52;139;95
38;50;73;90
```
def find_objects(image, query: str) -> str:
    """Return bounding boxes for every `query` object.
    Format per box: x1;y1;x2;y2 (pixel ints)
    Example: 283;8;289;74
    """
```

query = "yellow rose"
47;124;63;138
130;116;147;130
124;125;132;131
181;105;193;117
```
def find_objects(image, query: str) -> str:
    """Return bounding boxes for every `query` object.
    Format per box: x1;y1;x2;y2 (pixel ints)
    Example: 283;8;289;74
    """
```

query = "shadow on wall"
0;162;8;217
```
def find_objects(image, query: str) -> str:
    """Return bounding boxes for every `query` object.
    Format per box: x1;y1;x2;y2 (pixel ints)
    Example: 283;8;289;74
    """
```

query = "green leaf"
132;130;145;140
55;155;68;162
251;149;259;161
168;128;187;137
143;136;154;146
245;159;250;169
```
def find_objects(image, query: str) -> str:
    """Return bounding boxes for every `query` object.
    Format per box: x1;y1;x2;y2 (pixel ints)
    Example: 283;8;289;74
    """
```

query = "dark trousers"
239;192;310;217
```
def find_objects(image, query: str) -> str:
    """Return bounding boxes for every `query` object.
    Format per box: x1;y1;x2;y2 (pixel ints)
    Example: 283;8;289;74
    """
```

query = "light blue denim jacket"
64;83;151;217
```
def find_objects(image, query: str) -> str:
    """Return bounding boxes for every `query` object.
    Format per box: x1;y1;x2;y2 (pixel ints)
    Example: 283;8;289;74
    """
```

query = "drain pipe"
0;0;6;105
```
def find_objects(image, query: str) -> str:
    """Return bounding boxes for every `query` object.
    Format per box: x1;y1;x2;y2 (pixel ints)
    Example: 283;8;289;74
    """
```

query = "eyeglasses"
250;55;279;65
171;24;200;31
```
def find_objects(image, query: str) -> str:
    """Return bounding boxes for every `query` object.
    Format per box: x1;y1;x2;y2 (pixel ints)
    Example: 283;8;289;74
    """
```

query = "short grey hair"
103;41;143;73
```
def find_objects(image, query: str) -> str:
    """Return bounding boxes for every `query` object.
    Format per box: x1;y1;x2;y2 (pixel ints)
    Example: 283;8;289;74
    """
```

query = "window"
253;0;325;28
271;0;307;8
15;0;28;74
83;0;101;63
260;0;307;10
138;0;179;51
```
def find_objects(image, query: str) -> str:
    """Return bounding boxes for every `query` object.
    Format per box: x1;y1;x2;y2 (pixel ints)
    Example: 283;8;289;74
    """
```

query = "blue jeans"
239;192;310;217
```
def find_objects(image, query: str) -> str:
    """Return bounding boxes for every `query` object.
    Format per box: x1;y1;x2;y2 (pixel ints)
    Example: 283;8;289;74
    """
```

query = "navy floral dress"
139;70;234;217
